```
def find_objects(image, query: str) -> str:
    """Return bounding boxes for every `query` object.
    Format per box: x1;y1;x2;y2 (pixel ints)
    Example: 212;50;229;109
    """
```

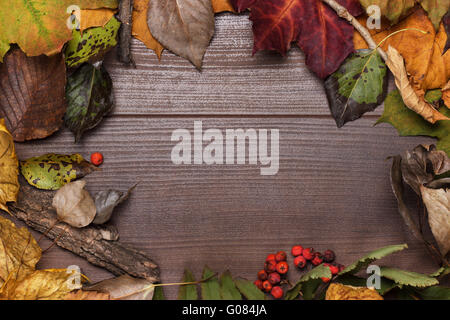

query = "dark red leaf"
229;0;257;12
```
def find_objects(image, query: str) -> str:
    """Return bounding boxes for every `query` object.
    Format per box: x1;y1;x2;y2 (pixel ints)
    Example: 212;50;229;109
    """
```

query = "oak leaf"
0;48;66;141
0;119;19;213
325;283;383;300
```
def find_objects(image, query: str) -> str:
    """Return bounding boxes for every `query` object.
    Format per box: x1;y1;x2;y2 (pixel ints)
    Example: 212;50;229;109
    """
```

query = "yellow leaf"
443;81;450;109
326;283;383;300
0;119;19;213
80;9;117;33
212;0;235;13
0;215;41;287
386;46;449;123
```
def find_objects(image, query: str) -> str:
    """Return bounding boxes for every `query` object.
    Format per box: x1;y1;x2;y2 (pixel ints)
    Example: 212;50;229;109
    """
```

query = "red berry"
291;245;303;257
328;264;339;275
262;280;272;293
302;248;314;260
268;272;281;285
323;250;336;263
266;254;276;262
270;286;283;299
90;152;103;166
257;270;268;281
276;261;289;274
321;277;331;283
275;251;287;262
294;255;307;268
264;260;277;273
311;252;323;266
337;264;346;272
253;280;263;290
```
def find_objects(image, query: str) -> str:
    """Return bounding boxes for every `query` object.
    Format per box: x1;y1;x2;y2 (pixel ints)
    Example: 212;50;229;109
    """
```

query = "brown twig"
117;0;135;66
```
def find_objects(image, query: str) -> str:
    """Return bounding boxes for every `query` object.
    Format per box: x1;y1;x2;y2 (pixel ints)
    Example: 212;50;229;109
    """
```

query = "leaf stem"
376;28;428;49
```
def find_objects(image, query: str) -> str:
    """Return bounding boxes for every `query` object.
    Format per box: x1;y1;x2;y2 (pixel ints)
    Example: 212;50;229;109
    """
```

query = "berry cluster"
253;251;288;299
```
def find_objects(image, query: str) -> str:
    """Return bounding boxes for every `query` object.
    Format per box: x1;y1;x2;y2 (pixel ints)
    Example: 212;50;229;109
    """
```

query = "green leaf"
325;49;388;128
425;89;443;105
65;17;121;68
178;269;198;300
417;286;450;300
286;264;332;300
380;267;439;288
219;271;242;300
430;266;450;278
20;153;97;190
419;0;450;30
335;274;397;296
201;266;221;300
376;90;450;157
339;244;408;276
301;278;324;300
65;63;114;143
234;278;265;300
153;286;165;300
284;282;302;300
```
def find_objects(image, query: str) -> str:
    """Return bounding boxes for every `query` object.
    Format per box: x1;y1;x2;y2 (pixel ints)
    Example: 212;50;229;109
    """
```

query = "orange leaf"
443;81;450;108
80;9;117;33
212;0;235;13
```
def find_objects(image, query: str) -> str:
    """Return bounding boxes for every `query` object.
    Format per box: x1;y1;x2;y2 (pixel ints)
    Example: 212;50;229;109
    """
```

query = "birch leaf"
52;180;96;228
386;45;449;123
147;0;215;69
0;119;19;213
420;185;450;256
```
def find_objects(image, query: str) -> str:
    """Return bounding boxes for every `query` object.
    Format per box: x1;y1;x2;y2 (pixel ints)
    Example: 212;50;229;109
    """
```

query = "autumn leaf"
444;10;450;53
0;48;66;142
0;119;19;213
0;0;119;62
326;283;383;300
419;0;450;30
212;0;235;12
80;8;117;33
0;215;41;287
20;154;98;190
359;0;415;24
147;0;215;69
65;63;114;142
84;274;155;300
65;17;121;68
443;81;450;108
93;185;135;225
65;289;110;300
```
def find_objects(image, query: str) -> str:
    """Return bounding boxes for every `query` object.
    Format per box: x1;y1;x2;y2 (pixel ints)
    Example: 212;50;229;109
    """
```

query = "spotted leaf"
20;154;97;190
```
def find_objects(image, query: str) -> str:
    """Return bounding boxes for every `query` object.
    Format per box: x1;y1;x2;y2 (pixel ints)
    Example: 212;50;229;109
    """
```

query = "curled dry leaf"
0;215;41;287
84;274;155;300
386;45;449;124
325;283;383;300
147;0;215;69
53;180;96;228
0;48;66;141
0;119;19;213
420;185;450;256
93;185;135;225
65;289;110;300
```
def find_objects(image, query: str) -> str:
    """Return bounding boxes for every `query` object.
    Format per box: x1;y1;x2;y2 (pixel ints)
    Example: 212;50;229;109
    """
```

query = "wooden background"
9;13;443;299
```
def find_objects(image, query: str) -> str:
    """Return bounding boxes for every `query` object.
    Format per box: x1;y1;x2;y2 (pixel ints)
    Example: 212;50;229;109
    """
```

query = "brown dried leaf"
386;45;449;123
0;48;66;141
147;0;215;69
80;9;117;33
0;119;19;213
212;0;234;12
65;289;110;300
421;185;450;256
52;180;96;228
325;283;383;300
84;274;155;300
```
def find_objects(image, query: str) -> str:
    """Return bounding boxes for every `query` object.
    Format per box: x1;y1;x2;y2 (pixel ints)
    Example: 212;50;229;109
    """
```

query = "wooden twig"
321;0;388;61
117;0;135;66
8;178;160;282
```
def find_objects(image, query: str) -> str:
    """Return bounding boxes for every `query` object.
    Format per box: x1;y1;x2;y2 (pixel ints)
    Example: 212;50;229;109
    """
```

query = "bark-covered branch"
8;178;159;282
117;0;134;65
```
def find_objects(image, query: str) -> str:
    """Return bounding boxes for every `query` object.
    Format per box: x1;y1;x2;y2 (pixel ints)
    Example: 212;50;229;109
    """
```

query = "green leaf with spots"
178;269;198;300
65;17;120;68
380;267;439;288
285;264;332;300
376;90;450;156
219;271;242;300
325;49;388;128
339;244;408;276
234;278;265;300
201;266;221;300
65;63;114;143
20;154;97;190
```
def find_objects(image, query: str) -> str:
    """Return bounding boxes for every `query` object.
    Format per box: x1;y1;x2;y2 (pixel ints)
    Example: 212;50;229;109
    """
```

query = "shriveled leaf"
0;216;41;287
178;269;198;300
359;0;415;24
65;63;114;143
420;185;450;256
386;45;448;123
84;274;154;300
65;289;110;300
2;269;81;300
147;0;215;69
325;49;388;127
65;17;120;68
0;0;119;62
201;266;221;300
20;154;97;190
380;267;439;288
153;286;165;300
286;264;332;300
339;244;408;275
0;48;66;141
132;0;164;58
219;271;242;300
417;285;450;299
234;278;265;300
325;283;383;300
53;180;96;228
80;9;117;33
92;185;135;225
377;90;450;156
0;119;19;213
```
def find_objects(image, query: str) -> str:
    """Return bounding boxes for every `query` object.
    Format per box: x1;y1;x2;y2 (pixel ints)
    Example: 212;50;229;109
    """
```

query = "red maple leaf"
230;0;363;79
